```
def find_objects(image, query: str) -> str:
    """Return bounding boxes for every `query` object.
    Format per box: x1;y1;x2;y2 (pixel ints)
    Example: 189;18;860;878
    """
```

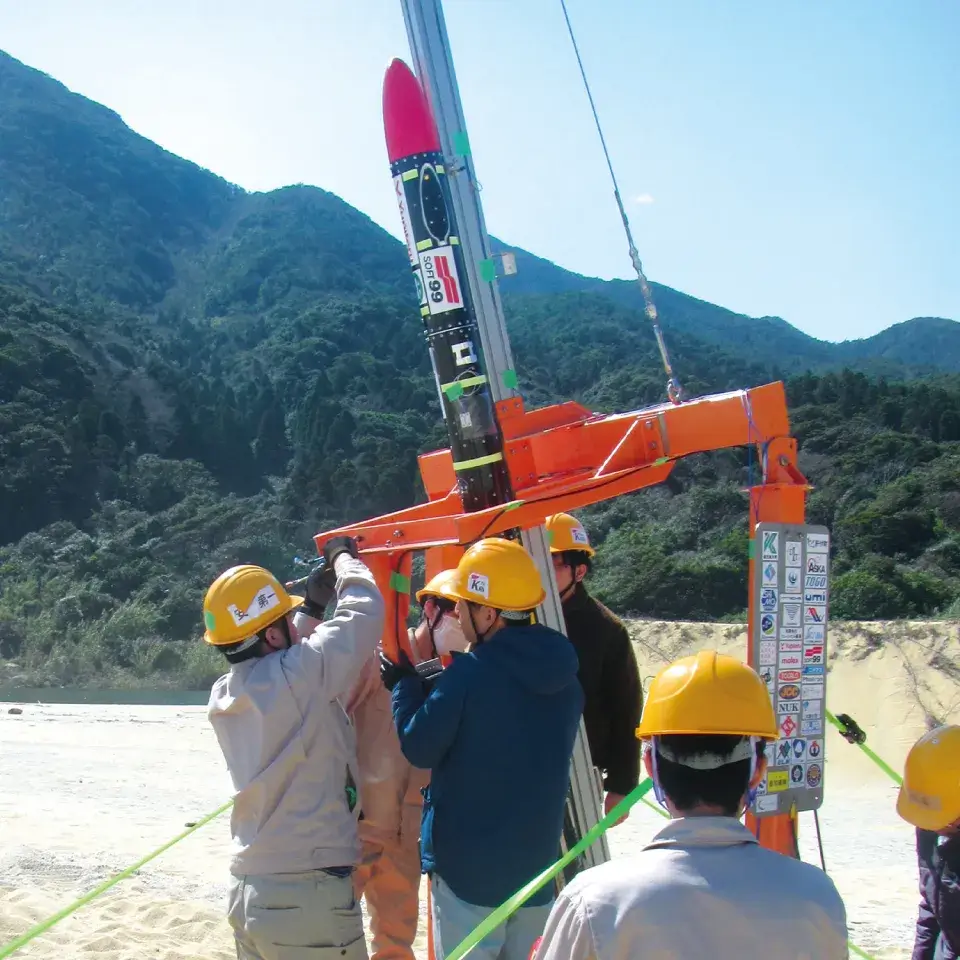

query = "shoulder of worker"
332;554;385;602
478;622;581;696
566;583;629;637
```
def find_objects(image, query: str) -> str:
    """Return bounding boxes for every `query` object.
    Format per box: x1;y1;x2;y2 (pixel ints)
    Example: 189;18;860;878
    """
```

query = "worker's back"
536;817;849;960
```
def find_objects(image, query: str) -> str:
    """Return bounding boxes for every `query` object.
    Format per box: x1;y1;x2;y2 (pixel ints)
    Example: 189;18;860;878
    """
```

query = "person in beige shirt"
533;650;849;960
202;535;384;960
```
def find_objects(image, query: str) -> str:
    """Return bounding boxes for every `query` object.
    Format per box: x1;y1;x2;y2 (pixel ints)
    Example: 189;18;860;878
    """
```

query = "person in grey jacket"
202;535;384;960
533;651;849;960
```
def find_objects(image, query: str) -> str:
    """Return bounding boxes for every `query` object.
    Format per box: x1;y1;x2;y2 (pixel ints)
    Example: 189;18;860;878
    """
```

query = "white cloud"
633;193;655;205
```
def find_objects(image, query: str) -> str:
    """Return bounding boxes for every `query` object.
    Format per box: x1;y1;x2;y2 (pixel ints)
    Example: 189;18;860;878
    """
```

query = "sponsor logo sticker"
791;763;804;785
778;652;801;668
762;531;779;560
805;575;828;589
779;684;800;700
803;644;824;665
785;568;801;590
419;244;463;315
792;738;807;761
804;624;825;642
807;738;823;759
806;762;823;788
756;794;779;813
760;587;778;612
800;717;821;735
767;770;790;793
779;669;802;682
781;601;802;627
806;555;828;575
805;605;826;624
779;626;802;641
761;613;776;637
804;590;827;604
802;698;823;719
775;740;793;765
802;681;824;699
802;664;825;677
785;540;802;567
778;701;801;715
779;640;802;652
759;640;777;666
762;562;778;587
807;533;830;553
779;715;798;737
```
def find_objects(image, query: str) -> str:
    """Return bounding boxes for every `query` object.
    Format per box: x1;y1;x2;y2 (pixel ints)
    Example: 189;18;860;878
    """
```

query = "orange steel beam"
313;379;810;857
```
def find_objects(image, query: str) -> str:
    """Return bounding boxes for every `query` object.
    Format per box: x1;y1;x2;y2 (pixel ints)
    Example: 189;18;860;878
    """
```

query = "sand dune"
0;619;957;959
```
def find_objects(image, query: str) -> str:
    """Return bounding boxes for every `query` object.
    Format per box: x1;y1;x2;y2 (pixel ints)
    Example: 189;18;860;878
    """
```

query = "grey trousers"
228;868;369;960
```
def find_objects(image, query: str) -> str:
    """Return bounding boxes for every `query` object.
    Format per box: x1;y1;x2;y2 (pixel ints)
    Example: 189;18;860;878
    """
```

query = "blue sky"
3;0;957;341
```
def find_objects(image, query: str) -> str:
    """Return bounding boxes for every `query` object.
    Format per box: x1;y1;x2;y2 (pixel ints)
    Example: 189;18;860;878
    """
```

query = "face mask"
432;615;467;656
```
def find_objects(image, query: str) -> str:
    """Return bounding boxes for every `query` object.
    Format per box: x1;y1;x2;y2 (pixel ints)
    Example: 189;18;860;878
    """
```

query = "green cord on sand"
0;800;234;960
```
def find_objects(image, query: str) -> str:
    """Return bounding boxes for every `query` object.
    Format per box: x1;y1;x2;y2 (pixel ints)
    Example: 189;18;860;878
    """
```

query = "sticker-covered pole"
382;58;512;512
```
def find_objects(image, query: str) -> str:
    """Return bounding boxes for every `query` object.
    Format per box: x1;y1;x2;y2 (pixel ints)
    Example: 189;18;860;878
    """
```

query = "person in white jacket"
203;535;385;960
533;650;849;960
346;570;467;960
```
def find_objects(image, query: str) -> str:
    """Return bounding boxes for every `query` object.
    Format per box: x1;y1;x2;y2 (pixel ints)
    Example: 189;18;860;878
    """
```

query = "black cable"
813;808;828;873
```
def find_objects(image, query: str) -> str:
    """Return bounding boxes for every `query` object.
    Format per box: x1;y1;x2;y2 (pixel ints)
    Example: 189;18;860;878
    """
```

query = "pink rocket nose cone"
383;57;441;163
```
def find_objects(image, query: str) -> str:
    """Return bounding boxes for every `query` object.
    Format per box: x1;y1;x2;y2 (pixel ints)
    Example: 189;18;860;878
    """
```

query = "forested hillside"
0;48;958;689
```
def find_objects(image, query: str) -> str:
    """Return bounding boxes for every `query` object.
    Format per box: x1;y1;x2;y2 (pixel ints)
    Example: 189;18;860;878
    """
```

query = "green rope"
445;778;654;960
0;799;234;959
849;942;879;960
825;709;903;785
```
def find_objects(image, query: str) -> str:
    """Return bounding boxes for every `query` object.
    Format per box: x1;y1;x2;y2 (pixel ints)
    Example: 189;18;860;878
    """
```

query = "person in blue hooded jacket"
379;537;584;960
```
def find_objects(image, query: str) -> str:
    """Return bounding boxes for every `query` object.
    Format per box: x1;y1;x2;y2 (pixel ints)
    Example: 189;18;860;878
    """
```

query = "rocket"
382;58;513;513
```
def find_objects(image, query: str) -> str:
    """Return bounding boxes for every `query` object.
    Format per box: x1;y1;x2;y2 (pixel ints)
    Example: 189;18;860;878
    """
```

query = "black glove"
286;565;337;619
323;536;360;569
379;647;417;692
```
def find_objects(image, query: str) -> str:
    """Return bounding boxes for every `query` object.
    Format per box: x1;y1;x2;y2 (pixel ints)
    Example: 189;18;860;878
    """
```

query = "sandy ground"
0;619;957;959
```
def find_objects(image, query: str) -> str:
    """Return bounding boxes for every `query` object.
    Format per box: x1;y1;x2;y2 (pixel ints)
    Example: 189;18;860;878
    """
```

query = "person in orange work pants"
344;574;467;960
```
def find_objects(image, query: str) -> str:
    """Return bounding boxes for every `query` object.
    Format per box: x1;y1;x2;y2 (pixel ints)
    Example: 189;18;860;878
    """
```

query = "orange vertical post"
744;437;809;855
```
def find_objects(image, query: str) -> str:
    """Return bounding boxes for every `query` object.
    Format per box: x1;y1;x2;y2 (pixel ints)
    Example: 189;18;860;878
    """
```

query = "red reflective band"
528;936;542;960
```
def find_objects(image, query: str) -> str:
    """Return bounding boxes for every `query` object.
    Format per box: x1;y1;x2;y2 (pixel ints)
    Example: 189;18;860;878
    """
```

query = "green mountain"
0;48;958;689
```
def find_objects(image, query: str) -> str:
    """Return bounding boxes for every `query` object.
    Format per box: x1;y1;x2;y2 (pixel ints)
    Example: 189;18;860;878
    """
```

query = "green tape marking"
479;258;496;283
203;611;216;630
401;169;418;181
389;572;412;594
502;369;519;390
443;382;465;401
748;538;756;559
0;800;234;960
416;238;434;252
453;130;471;156
446;778;654;960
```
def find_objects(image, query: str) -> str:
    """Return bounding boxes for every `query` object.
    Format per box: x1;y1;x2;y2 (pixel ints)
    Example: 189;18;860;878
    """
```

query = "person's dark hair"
220;615;291;664
559;549;592;575
655;734;766;816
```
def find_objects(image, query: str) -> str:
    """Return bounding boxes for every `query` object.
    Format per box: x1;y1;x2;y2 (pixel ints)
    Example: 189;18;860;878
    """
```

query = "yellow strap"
452;452;504;472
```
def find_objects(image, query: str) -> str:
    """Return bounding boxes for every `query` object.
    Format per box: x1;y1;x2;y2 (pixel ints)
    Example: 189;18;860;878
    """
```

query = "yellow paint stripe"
436;164;445;174
401;169;418;181
449;236;460;245
452;452;504;472
417;238;434;251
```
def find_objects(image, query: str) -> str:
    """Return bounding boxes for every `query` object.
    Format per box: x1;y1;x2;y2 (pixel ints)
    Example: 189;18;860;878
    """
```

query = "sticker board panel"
750;523;829;817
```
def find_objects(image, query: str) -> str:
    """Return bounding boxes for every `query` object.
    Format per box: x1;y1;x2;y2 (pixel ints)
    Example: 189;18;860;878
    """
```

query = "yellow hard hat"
545;513;595;557
896;725;960;831
416;568;459;604
203;565;304;646
636;650;778;740
446;537;546;612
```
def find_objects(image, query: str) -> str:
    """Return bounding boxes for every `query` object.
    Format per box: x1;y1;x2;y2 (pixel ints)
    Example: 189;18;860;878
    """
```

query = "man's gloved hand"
379;647;417;692
286;565;337;620
322;536;360;569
